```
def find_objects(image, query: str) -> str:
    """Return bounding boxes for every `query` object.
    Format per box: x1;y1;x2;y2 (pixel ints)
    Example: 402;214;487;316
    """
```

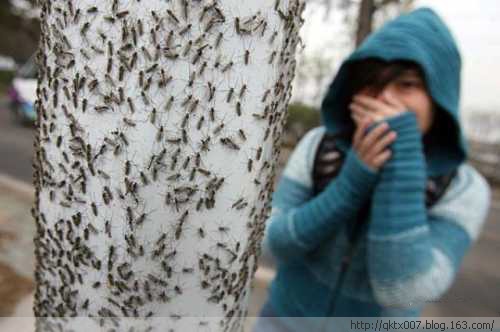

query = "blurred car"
6;55;37;125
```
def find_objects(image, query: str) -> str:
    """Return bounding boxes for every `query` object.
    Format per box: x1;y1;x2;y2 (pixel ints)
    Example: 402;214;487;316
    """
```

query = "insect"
135;212;147;227
198;227;205;238
105;220;111;238
199;61;208;76
188;71;196;88
140;171;149;185
200;136;211;151
221;61;234;73
165;96;174;111
236;102;242;116
196;116;205;130
256;147;262;160
209;107;215;121
207;82;216;101
130;52;138;69
124;160;131;176
179;24;192;36
106;57;113;74
188;99;199;113
145;106;156;124
211;123;224;137
183;40;193;57
234;17;241;35
269;51;277;64
215;32;223;49
220;137;240;150
182;156;191;169
244;50;250;65
116;10;129;19
146;63;158;75
239;84;247;99
167;9;180;24
91;202;98;216
238;129;247;141
80;22;91;36
119;132;129;146
123;118;136;127
181;94;193;107
269;31;278;44
226;88;234;103
126;97;135;113
165;30;174;48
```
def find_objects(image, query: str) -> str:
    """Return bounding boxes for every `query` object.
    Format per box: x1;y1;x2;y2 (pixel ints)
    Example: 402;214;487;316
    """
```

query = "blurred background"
0;0;499;325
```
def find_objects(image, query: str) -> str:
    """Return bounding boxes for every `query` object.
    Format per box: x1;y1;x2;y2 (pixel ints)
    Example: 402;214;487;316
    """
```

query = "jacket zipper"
329;237;357;315
318;236;358;332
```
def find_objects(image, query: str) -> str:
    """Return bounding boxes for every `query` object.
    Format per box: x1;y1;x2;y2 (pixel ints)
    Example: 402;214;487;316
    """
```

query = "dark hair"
344;58;427;98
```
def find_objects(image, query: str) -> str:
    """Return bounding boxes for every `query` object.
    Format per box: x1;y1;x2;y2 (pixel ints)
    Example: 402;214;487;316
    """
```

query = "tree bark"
32;1;305;331
355;0;376;47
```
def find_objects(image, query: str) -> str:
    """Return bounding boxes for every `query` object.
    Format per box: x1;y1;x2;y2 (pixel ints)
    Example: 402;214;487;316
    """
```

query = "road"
0;98;499;317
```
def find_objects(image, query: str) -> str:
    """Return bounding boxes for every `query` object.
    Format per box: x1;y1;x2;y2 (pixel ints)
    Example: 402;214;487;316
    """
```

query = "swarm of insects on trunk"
32;0;305;331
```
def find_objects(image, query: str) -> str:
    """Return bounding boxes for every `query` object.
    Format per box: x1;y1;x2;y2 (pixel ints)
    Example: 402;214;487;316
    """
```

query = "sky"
6;0;499;114
301;0;500;114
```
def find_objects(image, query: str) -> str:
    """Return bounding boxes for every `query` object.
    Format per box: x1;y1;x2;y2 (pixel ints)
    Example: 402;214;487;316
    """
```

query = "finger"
351;106;381;122
353;116;372;148
359;122;389;155
365;130;397;161
350;101;382;119
382;92;406;109
353;95;389;112
351;99;393;119
371;149;392;168
350;112;363;127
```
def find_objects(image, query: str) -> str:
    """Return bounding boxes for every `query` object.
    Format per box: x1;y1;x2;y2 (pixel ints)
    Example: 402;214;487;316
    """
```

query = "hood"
320;7;467;177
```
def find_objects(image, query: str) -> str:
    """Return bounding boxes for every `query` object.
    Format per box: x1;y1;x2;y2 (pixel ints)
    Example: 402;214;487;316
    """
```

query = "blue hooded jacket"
257;7;491;331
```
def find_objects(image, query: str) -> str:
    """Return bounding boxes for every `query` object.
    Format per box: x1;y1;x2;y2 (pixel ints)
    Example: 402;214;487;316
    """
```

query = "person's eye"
398;80;420;89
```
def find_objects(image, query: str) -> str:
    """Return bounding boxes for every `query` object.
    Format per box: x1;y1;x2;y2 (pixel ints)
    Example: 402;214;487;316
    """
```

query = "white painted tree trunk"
33;1;304;331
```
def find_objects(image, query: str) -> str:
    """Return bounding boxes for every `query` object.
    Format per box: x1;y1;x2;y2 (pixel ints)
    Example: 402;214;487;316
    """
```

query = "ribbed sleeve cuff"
379;111;426;178
383;111;422;151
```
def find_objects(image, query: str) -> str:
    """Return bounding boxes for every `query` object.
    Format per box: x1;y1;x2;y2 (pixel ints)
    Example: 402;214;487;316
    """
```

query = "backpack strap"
425;168;458;208
312;132;346;196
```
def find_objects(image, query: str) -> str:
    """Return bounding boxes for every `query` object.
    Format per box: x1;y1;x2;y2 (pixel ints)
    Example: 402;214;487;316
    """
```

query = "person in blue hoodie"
252;7;491;332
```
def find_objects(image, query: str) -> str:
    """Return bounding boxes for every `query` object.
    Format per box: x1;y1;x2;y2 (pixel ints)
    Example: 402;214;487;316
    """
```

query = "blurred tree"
307;0;414;45
290;0;414;109
0;0;40;62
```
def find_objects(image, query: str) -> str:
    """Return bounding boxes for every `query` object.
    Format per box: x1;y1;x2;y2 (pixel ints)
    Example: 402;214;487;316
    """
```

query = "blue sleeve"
265;129;379;264
366;111;491;307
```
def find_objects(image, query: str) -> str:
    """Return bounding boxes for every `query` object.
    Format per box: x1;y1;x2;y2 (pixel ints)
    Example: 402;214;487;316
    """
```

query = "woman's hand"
352;117;397;171
349;92;408;123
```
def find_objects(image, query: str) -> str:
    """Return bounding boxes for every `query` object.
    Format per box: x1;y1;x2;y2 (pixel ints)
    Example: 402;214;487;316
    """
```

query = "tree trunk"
32;1;305;331
355;0;376;46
